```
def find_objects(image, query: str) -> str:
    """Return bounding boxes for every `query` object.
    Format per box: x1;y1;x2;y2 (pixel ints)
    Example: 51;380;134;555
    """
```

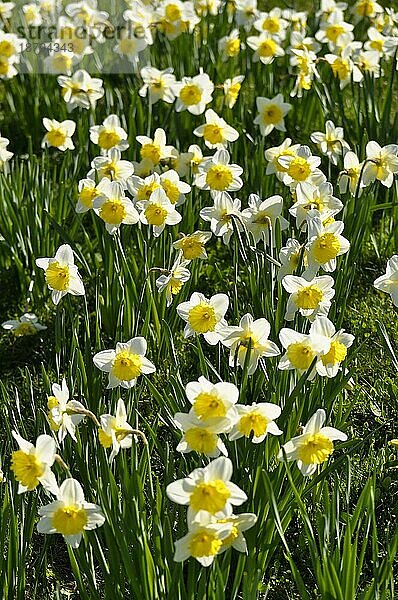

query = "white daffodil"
194;109;239;149
247;33;284;64
278;145;325;202
92;148;135;184
310;120;350;165
200;193;243;244
310;316;354;377
289;181;343;229
173;72;214;115
325;47;363;89
174;517;233;567
354;0;383;20
234;0;258;30
127;172;162;201
155;253;191;306
278;326;330;377
278;408;347;476
254;8;288;38
10;432;58;495
37;478;105;548
315;14;354;50
93;337;156;389
254;94;291;137
76;173;101;213
195;149;243;198
90;115;129;153
217;513;257;554
185;375;239;423
278;238;305;280
136;128;175;167
177;292;229;345
114;32;147;67
374;255;398;307
139;66;176;104
93;180;139;234
159;170;191;206
166;456;247;521
174;412;230;458
218;29;241;62
0;133;13;171
241;193;288;245
223;75;244;109
137;187;182;237
305;210;350;277
36;244;85;305
264;138;300;180
221;313;280;375
42;119;75;151
98;398;135;462
57;69;104;111
363;141;398;188
47;379;86;443
282;275;335;321
338;151;365;196
173;231;212;261
228;402;282;443
2;313;47;337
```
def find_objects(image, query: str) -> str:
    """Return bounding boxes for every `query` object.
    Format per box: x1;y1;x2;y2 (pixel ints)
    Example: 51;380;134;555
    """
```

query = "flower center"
137;182;161;201
79;186;98;209
52;505;88;535
356;0;374;16
321;340;347;365
286;342;315;370
312;233;341;264
184;428;218;454
226;83;241;102
112;351;142;381
225;38;240;57
145;203;168;226
99;199;126;225
189;529;223;558
188;303;218;333
180;84;202;106
180;238;203;260
238;412;268;438
262;16;280;33
98;427;113;448
190;480;231;514
165;4;182;20
141;143;161;164
162;179;180;204
262;104;283;125
14;323;37;336
98;130;121;150
331;58;350;80
203;124;224;145
206;165;233;190
295;285;324;309
258;39;278;57
11;451;44;490
0;40;14;57
325;25;345;43
297;433;334;465
45;262;70;291
370;39;383;52
287;157;312;181
193;392;227;420
47;129;67;148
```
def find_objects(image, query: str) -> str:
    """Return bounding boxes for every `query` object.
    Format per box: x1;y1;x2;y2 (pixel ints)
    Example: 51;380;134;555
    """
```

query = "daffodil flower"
278;408;347;476
93;337;156;389
374;255;398;307
177;292;229;345
10;432;58;495
37;478;105;548
166;457;247;522
229;402;282;443
36;244;85;305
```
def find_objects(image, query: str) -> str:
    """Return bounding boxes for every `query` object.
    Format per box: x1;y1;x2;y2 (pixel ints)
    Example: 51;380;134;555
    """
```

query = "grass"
1;0;398;598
